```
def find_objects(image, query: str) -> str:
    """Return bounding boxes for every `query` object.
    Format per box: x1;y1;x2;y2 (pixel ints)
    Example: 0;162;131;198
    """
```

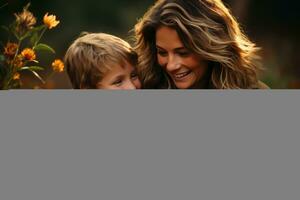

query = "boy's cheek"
135;79;142;89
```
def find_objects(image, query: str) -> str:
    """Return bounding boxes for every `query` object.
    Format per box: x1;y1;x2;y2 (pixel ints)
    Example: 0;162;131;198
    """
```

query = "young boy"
64;32;141;89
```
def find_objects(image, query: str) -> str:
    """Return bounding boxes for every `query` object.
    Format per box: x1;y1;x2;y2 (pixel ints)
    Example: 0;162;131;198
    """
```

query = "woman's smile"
173;70;191;80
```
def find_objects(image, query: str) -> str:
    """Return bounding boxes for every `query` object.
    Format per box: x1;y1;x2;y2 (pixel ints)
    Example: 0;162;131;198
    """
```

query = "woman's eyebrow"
174;47;187;51
156;45;186;51
156;45;165;50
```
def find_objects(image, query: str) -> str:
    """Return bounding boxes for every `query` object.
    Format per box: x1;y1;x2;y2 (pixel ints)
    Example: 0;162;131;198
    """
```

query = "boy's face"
97;61;141;89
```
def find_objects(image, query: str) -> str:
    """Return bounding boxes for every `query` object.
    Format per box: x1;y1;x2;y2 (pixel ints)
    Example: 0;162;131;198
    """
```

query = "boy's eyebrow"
112;74;124;79
110;68;136;80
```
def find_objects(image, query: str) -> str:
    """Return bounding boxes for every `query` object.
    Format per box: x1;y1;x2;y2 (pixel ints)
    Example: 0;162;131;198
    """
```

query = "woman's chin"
174;81;194;89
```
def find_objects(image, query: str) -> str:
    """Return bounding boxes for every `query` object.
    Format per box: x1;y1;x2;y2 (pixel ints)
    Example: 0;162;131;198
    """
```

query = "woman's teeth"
174;71;190;79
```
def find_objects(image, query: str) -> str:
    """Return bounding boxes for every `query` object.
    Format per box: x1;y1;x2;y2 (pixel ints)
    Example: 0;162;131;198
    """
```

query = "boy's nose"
124;80;137;90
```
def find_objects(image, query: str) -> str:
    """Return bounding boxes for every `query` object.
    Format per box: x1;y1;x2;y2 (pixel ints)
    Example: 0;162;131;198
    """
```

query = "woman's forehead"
155;26;185;49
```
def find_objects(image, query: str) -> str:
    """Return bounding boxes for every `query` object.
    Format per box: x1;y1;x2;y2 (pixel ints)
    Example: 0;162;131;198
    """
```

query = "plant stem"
0;3;8;9
3;38;22;89
44;70;55;84
33;26;47;48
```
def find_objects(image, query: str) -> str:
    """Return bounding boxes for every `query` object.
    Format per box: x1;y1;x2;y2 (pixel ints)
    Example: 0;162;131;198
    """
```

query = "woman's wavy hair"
134;0;262;88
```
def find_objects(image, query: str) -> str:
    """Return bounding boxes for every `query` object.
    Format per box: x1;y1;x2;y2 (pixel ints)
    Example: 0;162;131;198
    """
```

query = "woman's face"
155;26;208;89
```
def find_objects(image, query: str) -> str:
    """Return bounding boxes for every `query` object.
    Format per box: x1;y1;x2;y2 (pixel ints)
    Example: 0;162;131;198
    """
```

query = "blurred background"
1;0;299;89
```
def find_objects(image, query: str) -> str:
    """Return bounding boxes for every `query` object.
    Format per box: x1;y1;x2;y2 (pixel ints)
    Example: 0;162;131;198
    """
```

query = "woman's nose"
166;55;180;72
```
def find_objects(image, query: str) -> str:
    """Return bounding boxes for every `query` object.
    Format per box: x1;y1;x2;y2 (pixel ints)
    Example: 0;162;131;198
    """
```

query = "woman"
134;0;269;89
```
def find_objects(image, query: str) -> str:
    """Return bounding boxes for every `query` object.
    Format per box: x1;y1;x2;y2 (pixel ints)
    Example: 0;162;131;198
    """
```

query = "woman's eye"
178;51;190;57
157;50;167;57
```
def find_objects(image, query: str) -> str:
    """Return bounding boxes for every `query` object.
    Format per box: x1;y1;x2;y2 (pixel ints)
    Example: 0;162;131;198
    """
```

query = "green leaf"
30;32;39;45
1;25;9;33
0;64;6;77
31;60;39;64
19;66;44;71
34;43;55;54
0;54;5;62
19;31;32;40
31;25;45;33
30;70;45;84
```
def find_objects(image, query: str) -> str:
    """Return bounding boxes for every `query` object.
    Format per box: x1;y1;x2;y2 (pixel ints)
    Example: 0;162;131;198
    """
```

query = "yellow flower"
21;48;36;61
13;55;24;68
14;6;36;34
4;42;18;58
43;13;60;29
52;59;64;72
6;55;24;68
13;73;21;80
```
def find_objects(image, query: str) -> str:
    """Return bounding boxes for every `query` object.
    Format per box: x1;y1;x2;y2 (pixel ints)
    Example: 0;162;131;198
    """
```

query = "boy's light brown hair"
64;32;138;89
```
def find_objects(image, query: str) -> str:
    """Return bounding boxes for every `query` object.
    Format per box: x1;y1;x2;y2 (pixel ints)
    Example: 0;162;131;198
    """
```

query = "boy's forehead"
102;58;135;71
104;60;135;74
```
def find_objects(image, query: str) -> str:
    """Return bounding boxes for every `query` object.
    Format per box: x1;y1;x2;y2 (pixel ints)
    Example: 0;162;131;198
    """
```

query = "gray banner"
0;90;299;200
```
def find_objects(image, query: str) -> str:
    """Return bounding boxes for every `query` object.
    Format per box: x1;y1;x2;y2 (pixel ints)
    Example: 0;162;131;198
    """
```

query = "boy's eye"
131;72;138;80
112;79;123;86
